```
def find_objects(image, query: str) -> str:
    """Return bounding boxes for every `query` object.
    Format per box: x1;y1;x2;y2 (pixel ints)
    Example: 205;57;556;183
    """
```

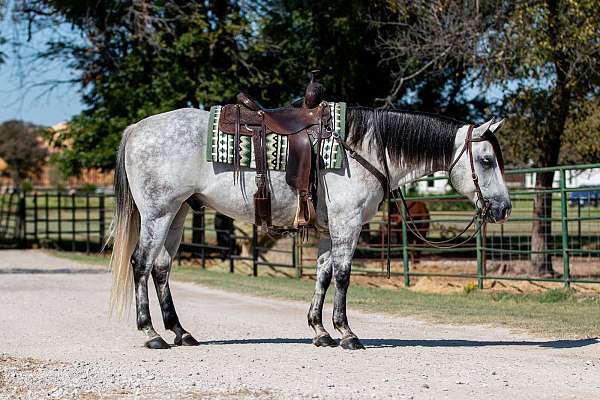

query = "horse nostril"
501;204;512;220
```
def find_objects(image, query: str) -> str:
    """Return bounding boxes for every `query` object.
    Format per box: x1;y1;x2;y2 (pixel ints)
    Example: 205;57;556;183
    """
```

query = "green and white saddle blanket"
206;102;347;170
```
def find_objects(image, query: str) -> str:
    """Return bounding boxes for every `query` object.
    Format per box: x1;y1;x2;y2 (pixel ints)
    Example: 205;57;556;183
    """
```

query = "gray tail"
108;125;140;317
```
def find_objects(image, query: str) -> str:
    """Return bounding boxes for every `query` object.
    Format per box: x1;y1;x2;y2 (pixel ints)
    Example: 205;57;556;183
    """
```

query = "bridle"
394;125;501;247
446;124;500;215
335;123;504;278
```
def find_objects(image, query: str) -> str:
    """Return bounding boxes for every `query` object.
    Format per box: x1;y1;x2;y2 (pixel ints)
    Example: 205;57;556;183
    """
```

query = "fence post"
476;217;484;289
200;209;206;269
85;193;90;254
293;234;301;279
4;193;14;238
57;192;62;244
45;192;49;239
192;208;202;259
576;202;581;249
71;192;76;251
0;192;5;229
560;169;571;288
229;221;234;273
252;224;258;277
400;187;410;287
298;237;303;278
98;193;106;247
18;193;26;248
33;192;38;243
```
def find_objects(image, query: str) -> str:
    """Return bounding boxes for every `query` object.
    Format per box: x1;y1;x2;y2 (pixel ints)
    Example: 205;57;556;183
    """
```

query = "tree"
561;100;600;164
16;1;265;174
252;0;396;106
377;0;600;275
15;1;493;175
0;120;48;187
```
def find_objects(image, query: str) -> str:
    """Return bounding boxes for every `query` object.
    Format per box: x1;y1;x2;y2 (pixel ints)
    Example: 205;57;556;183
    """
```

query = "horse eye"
481;156;494;168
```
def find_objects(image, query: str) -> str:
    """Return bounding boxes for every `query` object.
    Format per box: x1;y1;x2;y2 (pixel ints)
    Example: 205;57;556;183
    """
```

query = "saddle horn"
304;70;325;109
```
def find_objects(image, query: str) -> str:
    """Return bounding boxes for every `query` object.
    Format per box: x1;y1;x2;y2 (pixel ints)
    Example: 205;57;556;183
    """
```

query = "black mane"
346;107;465;171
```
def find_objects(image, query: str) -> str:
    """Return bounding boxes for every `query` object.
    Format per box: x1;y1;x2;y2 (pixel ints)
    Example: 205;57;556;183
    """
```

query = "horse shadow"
201;337;599;349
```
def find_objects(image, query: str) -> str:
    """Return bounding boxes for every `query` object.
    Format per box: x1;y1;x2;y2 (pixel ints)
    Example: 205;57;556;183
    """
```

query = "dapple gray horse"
109;107;511;350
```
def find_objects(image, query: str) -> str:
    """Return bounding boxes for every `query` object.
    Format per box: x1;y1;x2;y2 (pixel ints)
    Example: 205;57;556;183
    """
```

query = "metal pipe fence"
348;164;600;287
0;189;111;252
0;163;598;287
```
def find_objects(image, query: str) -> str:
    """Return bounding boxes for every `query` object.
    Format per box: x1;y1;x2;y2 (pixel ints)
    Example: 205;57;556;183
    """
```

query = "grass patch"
46;249;110;266
49;250;600;338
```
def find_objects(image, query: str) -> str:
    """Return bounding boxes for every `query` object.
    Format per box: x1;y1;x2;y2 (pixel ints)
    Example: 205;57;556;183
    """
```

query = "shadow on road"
0;268;106;274
202;337;598;349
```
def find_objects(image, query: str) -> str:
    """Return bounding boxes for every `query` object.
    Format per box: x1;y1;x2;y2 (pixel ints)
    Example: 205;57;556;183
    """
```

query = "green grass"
48;250;600;339
48;250;111;266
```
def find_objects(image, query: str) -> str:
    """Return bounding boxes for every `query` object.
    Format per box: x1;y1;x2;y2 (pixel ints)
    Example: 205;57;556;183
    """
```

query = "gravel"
1;249;599;399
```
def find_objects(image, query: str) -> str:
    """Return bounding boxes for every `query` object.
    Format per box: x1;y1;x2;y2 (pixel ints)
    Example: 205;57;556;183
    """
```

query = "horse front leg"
331;224;364;350
307;236;338;347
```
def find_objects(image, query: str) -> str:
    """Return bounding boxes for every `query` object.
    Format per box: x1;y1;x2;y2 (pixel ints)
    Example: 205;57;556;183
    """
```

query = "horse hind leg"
132;211;178;349
152;251;199;346
151;203;199;346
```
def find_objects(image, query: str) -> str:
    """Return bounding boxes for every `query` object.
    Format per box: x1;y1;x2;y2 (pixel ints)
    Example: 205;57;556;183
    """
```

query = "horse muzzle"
485;200;512;223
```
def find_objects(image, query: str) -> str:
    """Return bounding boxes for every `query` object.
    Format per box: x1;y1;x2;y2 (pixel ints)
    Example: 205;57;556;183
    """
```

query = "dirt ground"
1;249;600;399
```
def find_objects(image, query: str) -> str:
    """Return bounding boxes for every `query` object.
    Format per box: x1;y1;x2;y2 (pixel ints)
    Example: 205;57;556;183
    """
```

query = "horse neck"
345;107;464;190
392;159;440;188
389;125;467;189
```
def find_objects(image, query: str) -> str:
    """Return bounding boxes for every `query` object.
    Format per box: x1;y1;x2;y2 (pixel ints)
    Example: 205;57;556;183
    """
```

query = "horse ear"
489;118;505;133
474;119;494;137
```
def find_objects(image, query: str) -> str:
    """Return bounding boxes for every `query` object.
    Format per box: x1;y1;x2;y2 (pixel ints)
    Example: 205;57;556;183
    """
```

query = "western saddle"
218;71;333;232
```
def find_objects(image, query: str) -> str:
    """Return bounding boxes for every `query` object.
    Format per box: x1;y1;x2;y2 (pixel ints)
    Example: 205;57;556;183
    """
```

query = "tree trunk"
530;171;555;275
529;0;572;276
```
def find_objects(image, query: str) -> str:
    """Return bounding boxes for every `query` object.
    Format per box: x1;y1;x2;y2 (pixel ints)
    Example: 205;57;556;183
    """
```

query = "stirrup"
293;193;316;228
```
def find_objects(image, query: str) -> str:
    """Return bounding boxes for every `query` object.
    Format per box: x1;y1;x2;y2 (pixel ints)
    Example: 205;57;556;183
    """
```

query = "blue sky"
0;13;84;127
0;61;84;127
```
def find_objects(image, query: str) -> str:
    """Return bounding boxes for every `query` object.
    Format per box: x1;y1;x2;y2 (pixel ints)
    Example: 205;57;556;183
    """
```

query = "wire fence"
0;163;599;287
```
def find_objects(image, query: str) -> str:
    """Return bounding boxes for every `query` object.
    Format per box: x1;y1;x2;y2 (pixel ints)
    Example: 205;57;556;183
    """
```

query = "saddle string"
233;104;241;184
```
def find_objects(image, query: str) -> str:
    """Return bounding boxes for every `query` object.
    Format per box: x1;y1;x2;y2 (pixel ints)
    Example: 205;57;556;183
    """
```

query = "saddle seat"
217;76;331;232
225;92;329;135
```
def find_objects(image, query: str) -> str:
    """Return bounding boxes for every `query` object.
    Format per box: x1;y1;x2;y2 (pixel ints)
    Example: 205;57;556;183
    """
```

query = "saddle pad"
206;102;347;170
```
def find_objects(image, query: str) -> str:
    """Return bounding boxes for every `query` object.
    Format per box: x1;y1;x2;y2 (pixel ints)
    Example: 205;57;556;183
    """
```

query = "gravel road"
1;249;599;399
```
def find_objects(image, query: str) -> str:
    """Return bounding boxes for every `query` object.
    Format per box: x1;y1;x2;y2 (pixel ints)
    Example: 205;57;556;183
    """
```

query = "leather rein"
335;124;494;278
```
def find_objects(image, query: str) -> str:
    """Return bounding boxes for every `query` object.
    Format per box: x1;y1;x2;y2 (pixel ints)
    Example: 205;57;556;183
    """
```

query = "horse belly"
200;169;298;226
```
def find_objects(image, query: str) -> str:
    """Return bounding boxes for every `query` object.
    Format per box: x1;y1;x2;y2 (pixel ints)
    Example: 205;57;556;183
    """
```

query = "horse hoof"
145;336;170;349
176;333;200;346
313;334;338;347
340;337;365;350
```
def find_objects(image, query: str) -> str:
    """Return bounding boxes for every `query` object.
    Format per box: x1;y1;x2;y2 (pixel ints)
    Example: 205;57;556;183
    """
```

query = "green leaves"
20;0;401;176
0;120;48;187
17;0;600;176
